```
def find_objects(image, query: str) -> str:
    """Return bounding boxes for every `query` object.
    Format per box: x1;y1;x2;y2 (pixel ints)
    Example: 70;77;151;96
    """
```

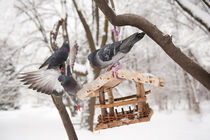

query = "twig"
174;0;210;32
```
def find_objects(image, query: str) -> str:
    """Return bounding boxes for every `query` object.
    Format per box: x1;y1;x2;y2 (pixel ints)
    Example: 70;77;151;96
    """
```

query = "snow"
0;107;210;140
73;62;88;74
178;0;210;28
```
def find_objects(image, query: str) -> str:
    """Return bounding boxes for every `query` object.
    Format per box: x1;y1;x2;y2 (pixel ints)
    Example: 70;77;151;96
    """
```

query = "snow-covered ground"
0;107;210;140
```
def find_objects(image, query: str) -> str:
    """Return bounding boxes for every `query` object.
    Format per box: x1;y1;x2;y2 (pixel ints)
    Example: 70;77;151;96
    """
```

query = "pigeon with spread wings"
19;39;70;96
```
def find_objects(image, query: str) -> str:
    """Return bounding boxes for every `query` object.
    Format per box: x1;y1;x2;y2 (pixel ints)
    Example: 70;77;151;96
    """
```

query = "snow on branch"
73;62;88;75
175;0;210;32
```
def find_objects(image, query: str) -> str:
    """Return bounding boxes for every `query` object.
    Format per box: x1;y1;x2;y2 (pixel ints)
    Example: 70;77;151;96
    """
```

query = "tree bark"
51;95;78;140
94;0;210;90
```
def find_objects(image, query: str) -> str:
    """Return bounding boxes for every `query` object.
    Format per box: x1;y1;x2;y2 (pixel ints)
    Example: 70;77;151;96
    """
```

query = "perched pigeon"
88;32;145;68
39;39;70;70
19;39;70;96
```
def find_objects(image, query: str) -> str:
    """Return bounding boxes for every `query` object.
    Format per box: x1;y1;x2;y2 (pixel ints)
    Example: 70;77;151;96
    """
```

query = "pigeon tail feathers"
119;32;145;53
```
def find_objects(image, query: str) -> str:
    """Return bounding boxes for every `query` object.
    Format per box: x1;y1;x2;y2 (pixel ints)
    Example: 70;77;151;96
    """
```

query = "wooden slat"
103;79;122;88
135;82;145;113
98;88;107;116
107;88;114;116
104;90;151;102
95;97;146;108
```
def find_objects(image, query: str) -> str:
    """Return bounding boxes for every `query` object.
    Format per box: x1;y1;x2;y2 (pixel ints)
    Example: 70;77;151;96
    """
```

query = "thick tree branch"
94;0;210;90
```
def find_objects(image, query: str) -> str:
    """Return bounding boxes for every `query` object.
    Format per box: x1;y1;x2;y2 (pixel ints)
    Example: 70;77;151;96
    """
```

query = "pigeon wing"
39;56;51;69
47;49;69;69
98;41;122;62
19;68;64;96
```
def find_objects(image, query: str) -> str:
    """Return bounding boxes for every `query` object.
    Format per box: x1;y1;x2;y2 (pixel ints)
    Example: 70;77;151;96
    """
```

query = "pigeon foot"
111;62;123;80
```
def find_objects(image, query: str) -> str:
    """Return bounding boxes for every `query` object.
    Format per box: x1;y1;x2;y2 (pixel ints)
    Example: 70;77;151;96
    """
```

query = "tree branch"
100;18;109;48
202;0;210;9
94;0;210;90
51;95;78;140
72;0;96;52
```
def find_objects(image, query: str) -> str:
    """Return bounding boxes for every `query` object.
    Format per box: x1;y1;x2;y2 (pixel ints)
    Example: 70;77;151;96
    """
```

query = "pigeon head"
120;32;145;53
58;75;77;88
88;50;100;67
61;38;70;52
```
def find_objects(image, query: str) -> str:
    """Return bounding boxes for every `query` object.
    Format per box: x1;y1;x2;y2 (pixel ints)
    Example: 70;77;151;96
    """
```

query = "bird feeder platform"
77;69;164;130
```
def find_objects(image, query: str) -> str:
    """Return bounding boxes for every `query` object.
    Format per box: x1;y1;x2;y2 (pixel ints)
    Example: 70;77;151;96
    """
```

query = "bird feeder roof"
77;69;164;99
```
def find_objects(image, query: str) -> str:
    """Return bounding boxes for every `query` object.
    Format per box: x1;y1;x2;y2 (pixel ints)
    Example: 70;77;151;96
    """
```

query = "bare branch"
202;0;210;9
72;0;96;52
100;18;109;48
95;5;100;45
174;0;210;32
70;43;79;71
15;0;52;52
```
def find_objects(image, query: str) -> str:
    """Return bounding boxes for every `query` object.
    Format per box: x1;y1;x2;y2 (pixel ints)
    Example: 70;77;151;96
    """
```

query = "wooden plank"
103;79;122;88
107;88;114;116
104;90;151;102
136;82;145;113
98;88;107;116
95;97;146;108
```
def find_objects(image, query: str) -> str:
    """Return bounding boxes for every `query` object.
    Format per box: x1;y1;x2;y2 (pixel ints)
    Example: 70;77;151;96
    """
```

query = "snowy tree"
0;40;19;110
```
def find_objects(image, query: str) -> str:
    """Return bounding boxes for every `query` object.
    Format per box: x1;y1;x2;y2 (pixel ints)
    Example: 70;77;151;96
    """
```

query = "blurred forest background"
0;0;209;130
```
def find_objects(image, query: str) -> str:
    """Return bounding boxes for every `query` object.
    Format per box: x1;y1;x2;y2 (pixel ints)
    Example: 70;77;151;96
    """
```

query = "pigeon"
39;38;70;70
19;39;70;96
88;32;145;79
88;32;145;68
58;65;83;110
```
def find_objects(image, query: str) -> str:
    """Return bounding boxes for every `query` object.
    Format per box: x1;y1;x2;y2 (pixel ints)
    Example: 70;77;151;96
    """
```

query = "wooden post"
135;82;146;114
107;88;114;116
99;87;107;116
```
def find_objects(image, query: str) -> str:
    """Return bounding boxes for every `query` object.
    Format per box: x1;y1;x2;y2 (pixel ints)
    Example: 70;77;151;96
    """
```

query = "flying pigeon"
19;39;70;96
58;65;83;110
39;38;70;70
88;32;145;78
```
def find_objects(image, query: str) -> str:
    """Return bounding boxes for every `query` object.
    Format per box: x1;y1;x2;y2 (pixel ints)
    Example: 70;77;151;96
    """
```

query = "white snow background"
0;104;210;140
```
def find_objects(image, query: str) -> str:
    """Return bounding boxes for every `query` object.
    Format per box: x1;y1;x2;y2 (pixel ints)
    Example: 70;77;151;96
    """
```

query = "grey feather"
88;32;145;68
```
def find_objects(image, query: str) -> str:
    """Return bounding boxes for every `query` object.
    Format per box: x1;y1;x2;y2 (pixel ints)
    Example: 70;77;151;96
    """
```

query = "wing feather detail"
19;69;64;96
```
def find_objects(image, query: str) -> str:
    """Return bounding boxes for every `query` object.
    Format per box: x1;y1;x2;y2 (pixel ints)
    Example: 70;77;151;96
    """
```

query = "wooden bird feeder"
77;69;164;130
